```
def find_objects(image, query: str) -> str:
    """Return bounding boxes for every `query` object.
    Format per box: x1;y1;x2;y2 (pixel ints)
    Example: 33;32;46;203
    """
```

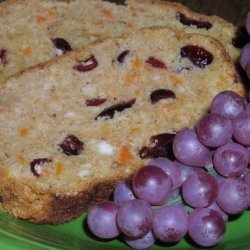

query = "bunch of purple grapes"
240;12;250;79
87;90;250;249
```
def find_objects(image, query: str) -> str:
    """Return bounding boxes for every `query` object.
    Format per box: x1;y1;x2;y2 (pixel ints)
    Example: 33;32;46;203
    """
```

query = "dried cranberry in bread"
0;0;242;86
0;27;245;224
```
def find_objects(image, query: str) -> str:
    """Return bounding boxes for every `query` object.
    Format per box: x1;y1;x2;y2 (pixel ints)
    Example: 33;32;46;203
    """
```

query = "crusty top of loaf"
0;0;239;86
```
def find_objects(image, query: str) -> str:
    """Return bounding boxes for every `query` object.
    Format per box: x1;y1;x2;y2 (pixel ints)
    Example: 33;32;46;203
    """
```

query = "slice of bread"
0;27;245;224
0;0;240;86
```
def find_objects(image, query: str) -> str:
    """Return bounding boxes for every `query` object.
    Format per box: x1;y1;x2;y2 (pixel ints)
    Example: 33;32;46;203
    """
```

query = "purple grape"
210;91;245;119
147;157;182;189
173;129;210;167
196;113;233;148
213;143;249;178
240;43;250;70
217;178;250;214
215;173;227;184
244;172;250;207
169;187;181;199
246;102;250;112
87;201;120;239
116;199;153;238
132;166;172;205
188;208;226;247
124;230;156;249
233;110;250;146
153;205;188;243
246;62;250;80
207;201;228;222
244;172;250;190
246;12;250;35
182;172;218;208
113;180;136;205
174;160;205;185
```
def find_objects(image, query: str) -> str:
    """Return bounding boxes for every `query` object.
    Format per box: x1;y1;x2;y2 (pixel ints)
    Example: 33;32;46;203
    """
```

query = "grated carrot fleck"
124;71;139;84
118;146;133;164
130;127;140;134
23;47;32;56
93;20;104;27
36;16;47;23
132;58;142;68
102;9;114;19
134;88;141;96
51;95;60;101
55;162;64;176
17;156;26;165
19;128;28;137
170;75;182;85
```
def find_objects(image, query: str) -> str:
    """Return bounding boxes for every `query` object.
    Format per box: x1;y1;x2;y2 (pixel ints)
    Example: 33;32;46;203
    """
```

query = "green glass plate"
0;209;250;250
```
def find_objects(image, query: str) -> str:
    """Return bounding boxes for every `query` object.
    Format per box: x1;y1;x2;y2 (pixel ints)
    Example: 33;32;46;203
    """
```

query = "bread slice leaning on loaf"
0;27;245;224
0;0;241;86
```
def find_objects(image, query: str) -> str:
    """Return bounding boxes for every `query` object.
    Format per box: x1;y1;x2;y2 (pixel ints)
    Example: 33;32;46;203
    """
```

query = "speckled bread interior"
0;0;240;86
0;27;245;224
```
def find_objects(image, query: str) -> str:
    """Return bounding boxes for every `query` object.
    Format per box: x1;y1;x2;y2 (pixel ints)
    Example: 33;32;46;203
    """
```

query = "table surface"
167;0;249;26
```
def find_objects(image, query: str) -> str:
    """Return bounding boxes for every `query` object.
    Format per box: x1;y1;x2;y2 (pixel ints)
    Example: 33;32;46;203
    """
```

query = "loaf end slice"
0;27;245;224
0;0;243;87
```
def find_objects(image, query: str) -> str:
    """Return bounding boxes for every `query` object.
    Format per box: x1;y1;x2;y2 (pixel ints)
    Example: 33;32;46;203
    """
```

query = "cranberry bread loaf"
0;27;245;224
0;0;242;86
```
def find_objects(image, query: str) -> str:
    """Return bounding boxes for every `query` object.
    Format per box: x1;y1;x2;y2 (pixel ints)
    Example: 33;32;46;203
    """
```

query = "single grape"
173;129;210;167
196;113;233;148
153;205;188;243
116;199;153;238
244;172;250;189
240;43;250;70
169;187;181;199
246;62;250;80
213;142;249;178
124;230;156;250
174;160;205;185
246;12;250;34
246;102;250;111
207;201;228;222
233;110;250;146
182;172;218;208
132;166;172;205
188;208;226;247
147;157;182;189
244;173;250;207
216;178;250;214
87;201;120;239
113;180;136;205
210;91;245;119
